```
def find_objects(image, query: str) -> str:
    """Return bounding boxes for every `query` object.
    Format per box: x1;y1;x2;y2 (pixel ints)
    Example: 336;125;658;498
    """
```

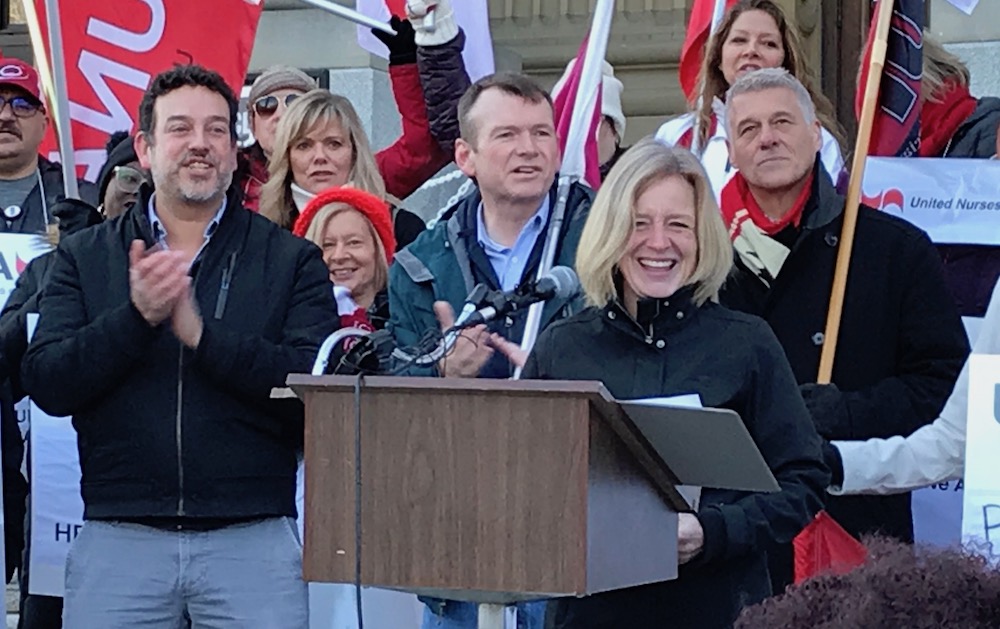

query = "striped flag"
679;0;738;103
856;0;924;157
356;0;495;82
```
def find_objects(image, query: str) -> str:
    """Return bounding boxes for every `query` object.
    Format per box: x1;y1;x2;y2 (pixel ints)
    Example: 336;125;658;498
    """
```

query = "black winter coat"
21;188;337;521
721;166;969;543
523;290;828;629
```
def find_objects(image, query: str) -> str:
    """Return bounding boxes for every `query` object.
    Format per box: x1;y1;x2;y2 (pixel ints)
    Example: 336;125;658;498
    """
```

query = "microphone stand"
312;328;373;375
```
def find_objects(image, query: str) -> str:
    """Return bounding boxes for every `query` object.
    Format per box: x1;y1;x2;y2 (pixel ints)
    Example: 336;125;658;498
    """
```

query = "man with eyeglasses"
0;58;97;232
0;56;97;629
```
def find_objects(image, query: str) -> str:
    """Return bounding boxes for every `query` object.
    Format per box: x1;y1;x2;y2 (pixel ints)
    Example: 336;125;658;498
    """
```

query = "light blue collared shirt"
476;197;550;291
147;193;227;265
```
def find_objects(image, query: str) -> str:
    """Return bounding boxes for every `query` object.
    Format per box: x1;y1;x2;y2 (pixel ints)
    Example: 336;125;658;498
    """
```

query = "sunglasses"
0;95;42;118
114;165;147;195
253;93;300;118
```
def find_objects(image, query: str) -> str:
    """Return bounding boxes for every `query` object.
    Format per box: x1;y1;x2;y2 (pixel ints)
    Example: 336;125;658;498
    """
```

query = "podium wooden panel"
289;375;691;604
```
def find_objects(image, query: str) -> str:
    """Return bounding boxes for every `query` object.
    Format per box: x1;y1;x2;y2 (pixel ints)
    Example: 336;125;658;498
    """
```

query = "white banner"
961;355;1000;560
27;403;82;597
862;157;1000;246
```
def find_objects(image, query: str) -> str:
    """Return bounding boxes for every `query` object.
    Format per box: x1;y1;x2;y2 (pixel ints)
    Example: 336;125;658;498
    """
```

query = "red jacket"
237;62;450;213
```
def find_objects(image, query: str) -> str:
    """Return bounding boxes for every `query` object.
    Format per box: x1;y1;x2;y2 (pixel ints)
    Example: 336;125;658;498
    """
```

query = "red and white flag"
679;0;738;103
553;38;603;190
356;0;495;82
27;0;263;181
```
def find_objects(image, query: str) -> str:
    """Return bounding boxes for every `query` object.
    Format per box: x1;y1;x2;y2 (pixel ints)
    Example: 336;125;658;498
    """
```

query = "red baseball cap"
0;59;42;103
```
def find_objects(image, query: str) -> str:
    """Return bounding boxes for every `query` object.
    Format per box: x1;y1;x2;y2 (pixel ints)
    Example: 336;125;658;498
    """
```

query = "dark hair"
735;537;1000;629
105;130;131;154
457;72;553;144
137;65;238;141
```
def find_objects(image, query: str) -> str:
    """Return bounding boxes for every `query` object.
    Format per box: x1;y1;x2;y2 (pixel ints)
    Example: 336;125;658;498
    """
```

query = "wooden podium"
288;375;765;628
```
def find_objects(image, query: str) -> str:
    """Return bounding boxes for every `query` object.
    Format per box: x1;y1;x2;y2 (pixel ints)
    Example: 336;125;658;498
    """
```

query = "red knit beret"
293;187;397;264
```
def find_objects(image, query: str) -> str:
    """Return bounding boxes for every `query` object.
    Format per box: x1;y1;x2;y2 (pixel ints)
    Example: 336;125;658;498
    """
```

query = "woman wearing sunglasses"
239;0;468;219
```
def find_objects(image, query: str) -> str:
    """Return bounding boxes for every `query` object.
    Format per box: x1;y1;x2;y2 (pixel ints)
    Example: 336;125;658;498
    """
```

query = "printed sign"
961;355;1000;561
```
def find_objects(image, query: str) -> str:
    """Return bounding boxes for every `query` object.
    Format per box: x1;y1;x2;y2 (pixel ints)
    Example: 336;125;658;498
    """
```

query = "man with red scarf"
716;67;969;592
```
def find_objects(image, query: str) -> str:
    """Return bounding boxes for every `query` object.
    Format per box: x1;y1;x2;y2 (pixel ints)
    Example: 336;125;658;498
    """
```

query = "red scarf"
720;170;815;240
919;80;978;157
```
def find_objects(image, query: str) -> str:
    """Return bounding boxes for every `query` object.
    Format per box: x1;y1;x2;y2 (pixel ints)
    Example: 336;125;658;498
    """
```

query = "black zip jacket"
21;188;337;521
523;288;828;629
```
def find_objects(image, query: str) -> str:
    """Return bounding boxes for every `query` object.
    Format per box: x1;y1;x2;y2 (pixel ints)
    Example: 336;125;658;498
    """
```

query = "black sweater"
21;189;337;521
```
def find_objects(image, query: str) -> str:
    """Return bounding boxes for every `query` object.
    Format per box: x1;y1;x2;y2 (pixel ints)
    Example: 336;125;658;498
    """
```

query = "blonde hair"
694;0;844;154
576;138;732;308
302;202;389;294
923;34;970;104
260;89;387;228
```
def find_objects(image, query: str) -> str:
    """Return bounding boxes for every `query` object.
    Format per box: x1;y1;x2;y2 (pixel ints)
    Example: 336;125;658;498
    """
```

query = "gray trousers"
62;518;308;629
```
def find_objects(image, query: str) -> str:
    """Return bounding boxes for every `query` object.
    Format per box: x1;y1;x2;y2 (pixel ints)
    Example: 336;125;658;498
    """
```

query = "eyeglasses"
114;165;147;195
253;93;301;118
0;96;42;118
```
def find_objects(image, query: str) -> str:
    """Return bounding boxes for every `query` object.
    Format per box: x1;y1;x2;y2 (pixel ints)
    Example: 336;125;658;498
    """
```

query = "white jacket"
655;98;845;201
831;279;1000;495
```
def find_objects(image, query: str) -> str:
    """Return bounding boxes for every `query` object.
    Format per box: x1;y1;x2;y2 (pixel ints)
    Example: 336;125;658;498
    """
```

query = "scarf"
334;285;375;353
719;170;814;287
919;80;978;157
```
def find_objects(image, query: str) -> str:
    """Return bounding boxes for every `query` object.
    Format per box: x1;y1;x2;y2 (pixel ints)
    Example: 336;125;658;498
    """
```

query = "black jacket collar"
604;284;701;340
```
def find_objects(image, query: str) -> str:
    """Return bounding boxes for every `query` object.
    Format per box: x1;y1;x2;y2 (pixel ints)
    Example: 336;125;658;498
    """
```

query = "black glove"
800;382;851;440
51;197;103;237
822;439;845;487
371;16;417;66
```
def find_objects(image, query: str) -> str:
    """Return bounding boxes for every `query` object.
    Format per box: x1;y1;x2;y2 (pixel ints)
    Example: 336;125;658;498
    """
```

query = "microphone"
457;266;579;329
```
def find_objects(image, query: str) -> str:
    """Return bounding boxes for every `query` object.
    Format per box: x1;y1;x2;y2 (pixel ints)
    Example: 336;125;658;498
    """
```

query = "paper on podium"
621;397;779;493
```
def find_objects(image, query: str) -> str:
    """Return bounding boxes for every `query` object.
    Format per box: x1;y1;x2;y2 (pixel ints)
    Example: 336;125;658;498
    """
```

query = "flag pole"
512;0;614;379
691;0;729;157
38;0;79;200
297;0;397;35
816;0;895;383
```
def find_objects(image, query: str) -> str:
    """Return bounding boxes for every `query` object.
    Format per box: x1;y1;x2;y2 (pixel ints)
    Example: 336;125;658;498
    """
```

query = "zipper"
214;252;238;320
176;346;185;516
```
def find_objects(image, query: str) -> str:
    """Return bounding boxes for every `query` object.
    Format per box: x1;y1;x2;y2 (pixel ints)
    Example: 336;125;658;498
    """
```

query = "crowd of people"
0;0;996;627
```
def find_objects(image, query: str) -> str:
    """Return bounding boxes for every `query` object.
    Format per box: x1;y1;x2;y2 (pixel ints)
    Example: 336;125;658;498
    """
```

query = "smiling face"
726;86;821;194
289;117;354;194
136;85;236;210
619;175;698;314
320;208;380;307
719;10;786;86
455;88;560;211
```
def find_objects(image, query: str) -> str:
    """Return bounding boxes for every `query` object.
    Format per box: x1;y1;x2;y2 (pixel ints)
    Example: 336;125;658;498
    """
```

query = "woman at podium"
508;139;829;628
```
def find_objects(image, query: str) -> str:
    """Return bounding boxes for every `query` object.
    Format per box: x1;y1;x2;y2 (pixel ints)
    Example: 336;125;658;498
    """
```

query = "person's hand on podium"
434;301;494;377
677;513;705;564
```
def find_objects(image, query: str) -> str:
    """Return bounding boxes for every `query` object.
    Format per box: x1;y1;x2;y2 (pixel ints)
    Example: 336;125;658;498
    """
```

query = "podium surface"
289;375;692;604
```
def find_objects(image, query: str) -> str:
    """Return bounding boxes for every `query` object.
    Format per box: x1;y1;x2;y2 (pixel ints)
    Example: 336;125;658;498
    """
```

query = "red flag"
855;0;924;157
679;0;738;104
552;38;602;189
383;0;407;18
29;0;263;181
793;511;868;583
